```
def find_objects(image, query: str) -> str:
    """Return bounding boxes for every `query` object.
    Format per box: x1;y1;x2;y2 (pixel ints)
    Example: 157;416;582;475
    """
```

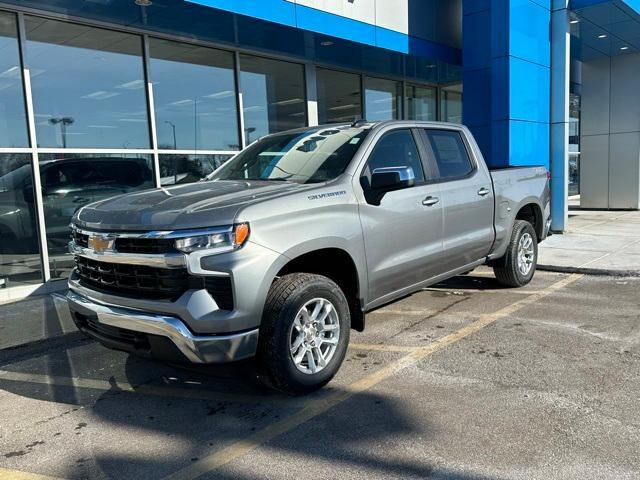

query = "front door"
357;128;444;303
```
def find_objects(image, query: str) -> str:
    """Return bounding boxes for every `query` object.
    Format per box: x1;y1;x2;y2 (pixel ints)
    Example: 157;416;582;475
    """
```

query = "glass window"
0;13;28;147
240;55;306;142
0;154;43;287
38;154;154;279
25;17;150;149
423;130;473;181
406;84;437;121
361;129;425;188
440;85;463;124
212;126;369;184
149;38;240;151
364;77;401;121
160;153;234;186
317;68;362;124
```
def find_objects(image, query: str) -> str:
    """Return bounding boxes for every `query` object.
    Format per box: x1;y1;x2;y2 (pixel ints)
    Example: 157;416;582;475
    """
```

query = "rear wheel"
256;273;350;394
493;220;538;287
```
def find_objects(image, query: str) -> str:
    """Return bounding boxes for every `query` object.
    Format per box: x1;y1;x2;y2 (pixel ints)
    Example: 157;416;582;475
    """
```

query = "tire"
256;273;350;394
493;220;538;288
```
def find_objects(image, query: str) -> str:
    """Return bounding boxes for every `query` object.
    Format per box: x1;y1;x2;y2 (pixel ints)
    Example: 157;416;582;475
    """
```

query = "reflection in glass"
0;13;28;147
440;84;463;124
406;84;437;121
38;154;154;279
25;17;150;149
149;38;240;151
160;153;234;186
317;69;362;124
240;55;306;141
0;154;43;287
212;126;369;184
364;77;401;121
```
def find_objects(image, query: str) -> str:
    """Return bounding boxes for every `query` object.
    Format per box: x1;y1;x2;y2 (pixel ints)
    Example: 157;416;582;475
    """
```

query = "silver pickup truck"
66;121;551;393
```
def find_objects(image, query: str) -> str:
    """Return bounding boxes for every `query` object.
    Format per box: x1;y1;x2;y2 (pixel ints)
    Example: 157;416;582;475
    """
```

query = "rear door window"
422;129;474;181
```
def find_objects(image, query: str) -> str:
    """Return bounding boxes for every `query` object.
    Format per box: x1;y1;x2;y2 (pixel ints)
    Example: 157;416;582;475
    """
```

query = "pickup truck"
66;121;551;393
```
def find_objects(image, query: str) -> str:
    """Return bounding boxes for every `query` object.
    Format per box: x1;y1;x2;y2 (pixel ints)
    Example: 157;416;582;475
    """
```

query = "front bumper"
67;290;259;364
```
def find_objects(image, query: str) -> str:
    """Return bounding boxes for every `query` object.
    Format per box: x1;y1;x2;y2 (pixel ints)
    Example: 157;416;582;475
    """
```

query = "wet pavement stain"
4;450;28;458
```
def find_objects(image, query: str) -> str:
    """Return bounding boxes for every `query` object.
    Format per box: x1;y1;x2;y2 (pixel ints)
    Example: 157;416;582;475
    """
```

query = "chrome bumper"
66;290;259;364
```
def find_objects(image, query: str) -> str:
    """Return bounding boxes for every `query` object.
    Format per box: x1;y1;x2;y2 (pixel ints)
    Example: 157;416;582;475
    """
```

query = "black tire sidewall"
260;275;350;392
511;222;538;285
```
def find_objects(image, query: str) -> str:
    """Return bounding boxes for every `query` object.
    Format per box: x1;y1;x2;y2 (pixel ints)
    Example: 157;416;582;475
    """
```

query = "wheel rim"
517;232;535;276
289;298;340;375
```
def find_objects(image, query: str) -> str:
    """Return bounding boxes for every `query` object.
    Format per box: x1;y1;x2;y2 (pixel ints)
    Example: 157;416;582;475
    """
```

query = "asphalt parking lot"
1;268;639;480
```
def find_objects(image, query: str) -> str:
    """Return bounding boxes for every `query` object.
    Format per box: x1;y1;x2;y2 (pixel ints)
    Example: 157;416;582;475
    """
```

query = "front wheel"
256;273;350;394
493;220;538;287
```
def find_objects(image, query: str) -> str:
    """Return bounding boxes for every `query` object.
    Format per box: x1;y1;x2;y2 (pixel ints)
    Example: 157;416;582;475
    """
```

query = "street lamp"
49;117;74;148
165;120;177;150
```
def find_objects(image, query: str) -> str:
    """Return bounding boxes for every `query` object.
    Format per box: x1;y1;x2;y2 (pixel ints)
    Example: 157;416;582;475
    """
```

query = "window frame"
418;127;478;185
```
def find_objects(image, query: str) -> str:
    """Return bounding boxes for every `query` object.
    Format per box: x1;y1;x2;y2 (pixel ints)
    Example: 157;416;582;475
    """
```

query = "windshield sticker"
349;137;362;145
308;190;347;201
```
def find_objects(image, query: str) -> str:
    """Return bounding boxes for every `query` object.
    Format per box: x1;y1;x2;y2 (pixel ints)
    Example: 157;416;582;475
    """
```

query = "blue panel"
463;67;492;127
491;56;510;121
464;0;552;169
463;9;492;70
294;4;376;47
509;0;551;67
376;28;409;54
509;57;551;122
491;120;511;167
508;120;550;168
186;0;296;27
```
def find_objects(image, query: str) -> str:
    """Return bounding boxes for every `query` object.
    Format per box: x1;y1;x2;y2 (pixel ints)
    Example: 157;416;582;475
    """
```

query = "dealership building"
0;0;639;300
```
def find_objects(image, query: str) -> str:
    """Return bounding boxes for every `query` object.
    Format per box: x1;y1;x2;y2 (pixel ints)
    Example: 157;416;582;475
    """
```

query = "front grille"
74;257;235;310
72;230;88;248
114;237;177;254
76;256;191;300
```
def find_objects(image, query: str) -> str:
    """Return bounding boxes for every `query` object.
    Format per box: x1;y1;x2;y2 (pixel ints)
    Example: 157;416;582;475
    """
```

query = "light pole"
49;117;74;148
165;120;177;150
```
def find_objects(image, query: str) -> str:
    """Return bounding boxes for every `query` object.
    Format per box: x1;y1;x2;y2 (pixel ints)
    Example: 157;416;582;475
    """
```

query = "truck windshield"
210;126;370;184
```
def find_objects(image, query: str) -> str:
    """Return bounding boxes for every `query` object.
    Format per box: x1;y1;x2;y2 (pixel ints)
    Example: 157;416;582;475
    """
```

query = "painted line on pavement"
349;343;419;353
163;273;583;480
0;468;63;480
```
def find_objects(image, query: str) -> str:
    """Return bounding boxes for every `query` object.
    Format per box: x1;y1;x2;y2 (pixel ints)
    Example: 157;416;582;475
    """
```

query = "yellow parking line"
0;468;64;480
163;273;583;480
350;343;419;353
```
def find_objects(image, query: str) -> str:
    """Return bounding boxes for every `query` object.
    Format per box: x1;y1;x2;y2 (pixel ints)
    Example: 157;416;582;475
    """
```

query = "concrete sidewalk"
539;208;640;276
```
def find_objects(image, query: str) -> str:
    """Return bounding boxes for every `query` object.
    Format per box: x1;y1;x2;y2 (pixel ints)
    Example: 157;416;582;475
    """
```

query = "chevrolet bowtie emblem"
88;235;113;253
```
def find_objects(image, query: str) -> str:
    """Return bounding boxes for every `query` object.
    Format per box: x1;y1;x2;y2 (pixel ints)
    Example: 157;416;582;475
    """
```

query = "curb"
538;264;640;278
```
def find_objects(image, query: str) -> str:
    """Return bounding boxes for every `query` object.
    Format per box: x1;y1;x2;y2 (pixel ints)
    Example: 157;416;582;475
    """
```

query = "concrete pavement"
539;209;640;276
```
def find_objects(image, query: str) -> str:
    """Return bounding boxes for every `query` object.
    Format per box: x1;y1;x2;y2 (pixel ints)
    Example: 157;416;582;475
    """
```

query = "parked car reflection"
0;154;42;286
39;155;155;278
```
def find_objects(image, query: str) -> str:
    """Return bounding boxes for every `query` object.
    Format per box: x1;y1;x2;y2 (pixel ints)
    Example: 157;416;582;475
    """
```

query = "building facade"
0;0;638;300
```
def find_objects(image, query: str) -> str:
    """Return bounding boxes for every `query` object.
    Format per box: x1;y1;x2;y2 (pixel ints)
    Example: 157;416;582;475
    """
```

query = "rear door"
419;128;494;270
357;128;444;303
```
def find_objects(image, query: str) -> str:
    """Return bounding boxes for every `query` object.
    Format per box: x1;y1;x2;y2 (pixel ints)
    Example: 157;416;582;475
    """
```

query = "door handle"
477;188;491;197
422;196;440;207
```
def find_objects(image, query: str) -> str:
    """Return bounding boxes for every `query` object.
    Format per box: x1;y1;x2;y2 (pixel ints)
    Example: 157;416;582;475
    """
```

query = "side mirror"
364;166;416;206
371;166;415;192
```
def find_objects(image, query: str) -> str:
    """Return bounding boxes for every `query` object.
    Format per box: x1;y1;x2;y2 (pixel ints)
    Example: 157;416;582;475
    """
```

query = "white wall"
286;0;409;34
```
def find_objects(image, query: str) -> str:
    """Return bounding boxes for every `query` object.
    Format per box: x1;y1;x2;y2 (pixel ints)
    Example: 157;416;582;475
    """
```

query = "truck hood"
74;180;305;231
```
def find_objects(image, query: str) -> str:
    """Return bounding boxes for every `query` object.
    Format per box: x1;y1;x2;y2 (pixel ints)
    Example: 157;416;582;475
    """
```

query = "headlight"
174;223;250;254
